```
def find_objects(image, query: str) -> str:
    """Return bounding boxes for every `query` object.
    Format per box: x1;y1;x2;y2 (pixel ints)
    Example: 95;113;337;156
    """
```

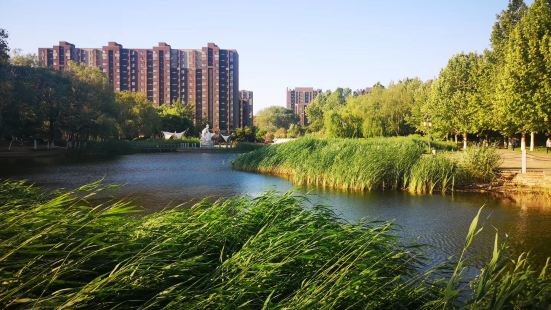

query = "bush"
459;147;502;183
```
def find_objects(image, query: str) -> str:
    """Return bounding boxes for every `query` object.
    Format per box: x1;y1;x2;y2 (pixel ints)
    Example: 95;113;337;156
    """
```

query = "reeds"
0;180;549;308
233;137;470;193
407;154;461;194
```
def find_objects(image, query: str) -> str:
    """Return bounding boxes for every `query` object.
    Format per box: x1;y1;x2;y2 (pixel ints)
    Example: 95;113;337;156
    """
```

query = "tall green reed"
233;137;472;194
0;180;548;309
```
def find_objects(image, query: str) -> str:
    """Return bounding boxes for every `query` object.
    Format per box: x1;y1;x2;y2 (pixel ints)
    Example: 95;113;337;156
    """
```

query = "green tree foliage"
305;0;550;149
287;124;303;138
63;62;117;141
0;66;70;142
234;126;256;142
495;0;551;137
9;48;39;67
305;88;349;132
427;53;487;145
254;106;297;133
0;28;9;66
115;91;161;138
158;99;194;133
491;0;528;55
323;109;362;138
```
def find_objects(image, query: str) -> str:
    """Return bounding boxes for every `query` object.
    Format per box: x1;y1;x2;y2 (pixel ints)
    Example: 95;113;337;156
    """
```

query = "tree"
491;0;528;56
63;62;117;141
158;99;194;133
428;53;484;149
495;0;551;169
305;88;350;132
0;67;70;143
234;126;255;142
490;0;529;148
254;106;297;133
115;91;161;139
0;28;9;66
324;109;362;138
10;49;39;67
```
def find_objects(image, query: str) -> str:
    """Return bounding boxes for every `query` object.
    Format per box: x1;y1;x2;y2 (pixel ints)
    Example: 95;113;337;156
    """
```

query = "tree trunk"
521;132;527;174
463;132;467;150
454;134;458;144
504;136;508;148
530;131;535;151
49;119;55;150
508;136;513;150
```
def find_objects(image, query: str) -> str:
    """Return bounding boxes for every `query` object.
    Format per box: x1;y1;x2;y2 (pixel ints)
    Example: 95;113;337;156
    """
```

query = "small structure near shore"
200;125;214;148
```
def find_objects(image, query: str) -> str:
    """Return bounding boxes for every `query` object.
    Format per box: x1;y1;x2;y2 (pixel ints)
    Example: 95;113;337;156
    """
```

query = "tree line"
303;0;550;150
0;30;194;145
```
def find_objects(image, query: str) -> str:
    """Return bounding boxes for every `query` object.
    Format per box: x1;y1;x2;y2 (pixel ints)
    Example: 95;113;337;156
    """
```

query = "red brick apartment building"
239;90;254;128
286;87;322;125
39;41;245;133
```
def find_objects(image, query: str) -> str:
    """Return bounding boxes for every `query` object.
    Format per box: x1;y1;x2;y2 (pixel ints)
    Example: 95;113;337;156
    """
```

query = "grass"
0;180;549;308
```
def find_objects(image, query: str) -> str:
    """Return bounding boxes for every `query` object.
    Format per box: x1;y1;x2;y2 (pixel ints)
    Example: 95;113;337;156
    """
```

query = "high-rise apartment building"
239;90;253;128
39;41;240;133
286;87;322;125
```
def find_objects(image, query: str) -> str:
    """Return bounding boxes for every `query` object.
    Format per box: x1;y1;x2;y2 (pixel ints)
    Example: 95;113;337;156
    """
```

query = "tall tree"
63;62;117;141
254;106;298;133
158;99;193;133
0;28;9;66
428;53;484;148
495;0;551;148
491;0;528;56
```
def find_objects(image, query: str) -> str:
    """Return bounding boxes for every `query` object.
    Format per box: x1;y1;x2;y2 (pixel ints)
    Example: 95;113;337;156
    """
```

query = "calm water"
1;152;550;266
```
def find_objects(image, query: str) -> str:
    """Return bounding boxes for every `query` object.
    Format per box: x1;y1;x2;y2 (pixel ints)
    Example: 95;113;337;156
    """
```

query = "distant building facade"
353;87;373;97
286;87;322;125
239;90;253;128
39;41;240;133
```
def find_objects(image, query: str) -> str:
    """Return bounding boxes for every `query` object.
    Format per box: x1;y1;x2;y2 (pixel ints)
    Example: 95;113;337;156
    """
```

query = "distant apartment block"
239;90;253;128
286;87;322;125
353;87;373;97
39;41;241;133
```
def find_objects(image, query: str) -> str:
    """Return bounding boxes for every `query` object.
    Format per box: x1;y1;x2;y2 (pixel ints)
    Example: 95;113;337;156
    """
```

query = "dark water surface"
1;152;550;266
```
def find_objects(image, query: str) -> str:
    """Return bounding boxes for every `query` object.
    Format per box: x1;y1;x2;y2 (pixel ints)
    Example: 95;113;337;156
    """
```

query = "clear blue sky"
1;0;515;113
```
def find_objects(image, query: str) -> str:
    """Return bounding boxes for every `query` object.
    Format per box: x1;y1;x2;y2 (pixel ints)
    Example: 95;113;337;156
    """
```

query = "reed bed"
0;180;549;309
233;137;463;193
407;154;462;194
233;137;501;194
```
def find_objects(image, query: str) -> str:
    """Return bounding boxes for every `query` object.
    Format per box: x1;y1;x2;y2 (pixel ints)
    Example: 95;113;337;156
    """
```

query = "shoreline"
234;164;551;198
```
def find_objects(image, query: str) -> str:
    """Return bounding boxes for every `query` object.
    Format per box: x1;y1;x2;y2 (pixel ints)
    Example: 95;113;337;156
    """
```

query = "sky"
1;0;515;113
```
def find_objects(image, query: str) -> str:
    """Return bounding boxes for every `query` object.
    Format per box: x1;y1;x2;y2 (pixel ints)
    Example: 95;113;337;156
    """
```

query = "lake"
1;152;550;266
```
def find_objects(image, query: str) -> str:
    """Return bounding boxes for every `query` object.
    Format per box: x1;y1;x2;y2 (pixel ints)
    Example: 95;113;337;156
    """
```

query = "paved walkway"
498;149;551;173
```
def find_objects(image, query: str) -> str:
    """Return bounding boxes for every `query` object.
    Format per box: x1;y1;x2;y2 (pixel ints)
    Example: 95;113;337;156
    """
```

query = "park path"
498;149;551;173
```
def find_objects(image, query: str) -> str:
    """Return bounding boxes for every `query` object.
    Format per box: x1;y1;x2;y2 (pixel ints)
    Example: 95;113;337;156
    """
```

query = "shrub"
458;147;502;183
